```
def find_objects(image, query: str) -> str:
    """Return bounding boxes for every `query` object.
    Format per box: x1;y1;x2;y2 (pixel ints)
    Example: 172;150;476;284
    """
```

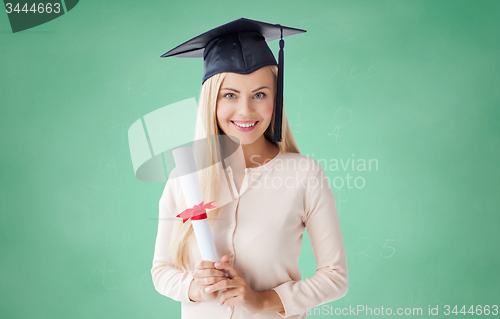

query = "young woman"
151;18;348;319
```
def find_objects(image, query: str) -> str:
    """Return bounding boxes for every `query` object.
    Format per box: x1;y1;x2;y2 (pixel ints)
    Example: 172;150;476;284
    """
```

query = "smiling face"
216;66;276;145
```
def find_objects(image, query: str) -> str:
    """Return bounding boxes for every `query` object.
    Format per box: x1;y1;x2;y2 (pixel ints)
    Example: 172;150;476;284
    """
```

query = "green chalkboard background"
1;0;499;318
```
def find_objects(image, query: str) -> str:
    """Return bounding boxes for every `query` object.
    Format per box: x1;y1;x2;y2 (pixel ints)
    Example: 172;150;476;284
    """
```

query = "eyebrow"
220;86;271;93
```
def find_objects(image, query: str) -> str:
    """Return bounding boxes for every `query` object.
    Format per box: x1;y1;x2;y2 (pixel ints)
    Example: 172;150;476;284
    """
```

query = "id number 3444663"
5;3;62;14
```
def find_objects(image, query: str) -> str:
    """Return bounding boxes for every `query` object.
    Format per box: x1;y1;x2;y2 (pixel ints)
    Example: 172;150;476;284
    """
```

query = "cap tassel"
273;26;284;143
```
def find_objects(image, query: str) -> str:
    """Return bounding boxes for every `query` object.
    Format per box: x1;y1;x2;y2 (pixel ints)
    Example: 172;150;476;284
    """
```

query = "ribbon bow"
176;200;216;223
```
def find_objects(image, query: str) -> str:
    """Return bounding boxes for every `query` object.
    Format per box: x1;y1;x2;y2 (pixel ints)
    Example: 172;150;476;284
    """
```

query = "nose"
236;96;253;116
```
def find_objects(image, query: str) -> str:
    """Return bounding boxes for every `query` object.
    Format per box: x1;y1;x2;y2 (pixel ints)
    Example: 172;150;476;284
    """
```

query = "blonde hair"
168;65;301;270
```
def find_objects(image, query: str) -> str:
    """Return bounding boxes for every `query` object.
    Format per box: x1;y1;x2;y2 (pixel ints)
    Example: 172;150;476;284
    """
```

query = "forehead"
221;67;274;88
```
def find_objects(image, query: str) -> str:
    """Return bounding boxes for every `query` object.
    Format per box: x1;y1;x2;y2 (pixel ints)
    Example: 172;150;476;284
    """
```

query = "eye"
224;93;236;99
254;92;266;99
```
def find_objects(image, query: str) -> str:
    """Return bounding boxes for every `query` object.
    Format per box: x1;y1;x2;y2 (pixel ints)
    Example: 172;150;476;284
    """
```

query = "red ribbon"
176;200;216;223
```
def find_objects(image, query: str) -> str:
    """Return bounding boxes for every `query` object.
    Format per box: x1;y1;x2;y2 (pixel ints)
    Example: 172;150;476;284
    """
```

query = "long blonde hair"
168;65;301;270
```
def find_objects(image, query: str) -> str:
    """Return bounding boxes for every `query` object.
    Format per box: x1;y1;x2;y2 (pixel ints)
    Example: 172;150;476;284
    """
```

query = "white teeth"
233;121;256;128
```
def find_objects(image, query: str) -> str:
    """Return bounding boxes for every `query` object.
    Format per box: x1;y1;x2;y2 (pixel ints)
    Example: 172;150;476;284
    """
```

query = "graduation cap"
161;18;306;143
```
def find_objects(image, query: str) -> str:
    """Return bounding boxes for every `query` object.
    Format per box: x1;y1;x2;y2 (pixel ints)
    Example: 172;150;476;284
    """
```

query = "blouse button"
229;253;234;258
245;168;250;173
230;222;236;228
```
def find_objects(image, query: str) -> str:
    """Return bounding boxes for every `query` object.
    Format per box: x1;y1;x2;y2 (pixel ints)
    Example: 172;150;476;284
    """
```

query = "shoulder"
281;152;332;192
277;151;324;176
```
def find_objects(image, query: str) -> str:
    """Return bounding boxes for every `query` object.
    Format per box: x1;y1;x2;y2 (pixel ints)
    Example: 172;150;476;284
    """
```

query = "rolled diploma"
172;147;219;262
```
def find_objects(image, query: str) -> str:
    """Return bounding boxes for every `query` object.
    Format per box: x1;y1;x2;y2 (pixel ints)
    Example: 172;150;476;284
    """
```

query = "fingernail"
214;262;221;268
218;302;222;306
205;287;211;293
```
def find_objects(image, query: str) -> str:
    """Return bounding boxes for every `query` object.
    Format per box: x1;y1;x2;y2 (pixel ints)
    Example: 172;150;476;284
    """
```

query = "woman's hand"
189;255;230;302
205;256;265;314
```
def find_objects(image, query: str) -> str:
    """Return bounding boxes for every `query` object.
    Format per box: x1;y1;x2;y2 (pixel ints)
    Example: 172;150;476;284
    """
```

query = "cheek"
262;103;275;121
216;103;228;124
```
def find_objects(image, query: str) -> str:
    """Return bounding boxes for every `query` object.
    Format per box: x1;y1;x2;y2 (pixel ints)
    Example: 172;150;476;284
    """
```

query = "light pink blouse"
151;150;348;318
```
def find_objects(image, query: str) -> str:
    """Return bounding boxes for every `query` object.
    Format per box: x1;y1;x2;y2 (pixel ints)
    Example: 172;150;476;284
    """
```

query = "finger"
196;275;226;286
218;255;231;278
195;268;227;278
205;278;239;294
219;288;240;306
195;260;220;270
213;261;241;279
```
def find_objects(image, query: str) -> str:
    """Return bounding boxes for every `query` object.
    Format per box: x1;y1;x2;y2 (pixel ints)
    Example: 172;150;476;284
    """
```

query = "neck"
241;135;280;168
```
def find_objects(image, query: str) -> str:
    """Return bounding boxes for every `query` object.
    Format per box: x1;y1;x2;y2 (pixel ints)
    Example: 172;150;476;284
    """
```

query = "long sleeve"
272;164;349;318
150;169;196;304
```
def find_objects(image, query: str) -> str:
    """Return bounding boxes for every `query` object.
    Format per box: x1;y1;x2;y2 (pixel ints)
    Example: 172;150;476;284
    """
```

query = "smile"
232;121;257;127
231;120;258;131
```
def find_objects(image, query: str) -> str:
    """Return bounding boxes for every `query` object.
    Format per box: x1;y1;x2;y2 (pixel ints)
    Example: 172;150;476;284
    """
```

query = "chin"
235;137;259;145
229;133;260;145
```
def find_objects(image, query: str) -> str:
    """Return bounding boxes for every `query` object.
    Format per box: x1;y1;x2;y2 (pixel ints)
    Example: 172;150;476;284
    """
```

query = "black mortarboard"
161;18;306;143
